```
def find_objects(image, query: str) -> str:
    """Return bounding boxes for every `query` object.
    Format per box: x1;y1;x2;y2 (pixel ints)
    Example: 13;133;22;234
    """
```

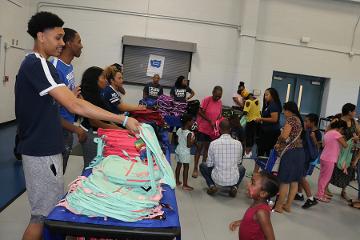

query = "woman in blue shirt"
255;88;282;172
101;66;145;114
80;66;122;169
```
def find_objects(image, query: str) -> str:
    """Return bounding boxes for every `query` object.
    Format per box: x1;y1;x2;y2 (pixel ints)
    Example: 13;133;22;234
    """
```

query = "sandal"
349;202;360;209
325;188;333;197
317;197;330;203
182;185;194;191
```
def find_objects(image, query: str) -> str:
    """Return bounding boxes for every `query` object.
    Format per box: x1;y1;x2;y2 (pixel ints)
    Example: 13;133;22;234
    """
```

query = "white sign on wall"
146;54;165;77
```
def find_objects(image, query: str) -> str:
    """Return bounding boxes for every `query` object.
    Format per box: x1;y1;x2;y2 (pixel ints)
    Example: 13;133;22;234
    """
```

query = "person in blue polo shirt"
16;12;139;240
170;75;195;102
101;65;146;114
143;74;163;99
51;27;87;173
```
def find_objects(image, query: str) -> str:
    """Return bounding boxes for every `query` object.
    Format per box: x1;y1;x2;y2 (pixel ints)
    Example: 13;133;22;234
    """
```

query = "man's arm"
118;102;146;112
60;118;87;143
88;119;120;130
49;86;139;132
186;88;195;100
143;87;148;99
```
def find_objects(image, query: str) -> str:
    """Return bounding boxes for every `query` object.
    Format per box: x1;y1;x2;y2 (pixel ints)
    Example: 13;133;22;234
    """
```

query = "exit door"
357;86;360;118
271;71;325;117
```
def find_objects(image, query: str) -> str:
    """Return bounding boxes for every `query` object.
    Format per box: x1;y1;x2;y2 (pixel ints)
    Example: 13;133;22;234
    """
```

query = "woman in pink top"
192;86;223;178
316;119;348;202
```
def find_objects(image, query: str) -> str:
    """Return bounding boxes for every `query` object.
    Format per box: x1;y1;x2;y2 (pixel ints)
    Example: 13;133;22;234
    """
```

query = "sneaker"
302;198;318;209
207;185;218;195
294;193;304;201
229;186;238;198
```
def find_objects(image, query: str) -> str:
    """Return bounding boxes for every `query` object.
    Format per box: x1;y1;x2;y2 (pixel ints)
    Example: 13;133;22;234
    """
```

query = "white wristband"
122;116;129;127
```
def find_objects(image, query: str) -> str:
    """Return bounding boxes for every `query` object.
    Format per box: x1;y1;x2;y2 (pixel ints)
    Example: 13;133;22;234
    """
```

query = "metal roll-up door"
122;45;192;88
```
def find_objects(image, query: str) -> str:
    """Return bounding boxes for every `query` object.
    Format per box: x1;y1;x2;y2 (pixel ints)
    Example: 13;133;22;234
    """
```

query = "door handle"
285;84;291;102
297;85;303;110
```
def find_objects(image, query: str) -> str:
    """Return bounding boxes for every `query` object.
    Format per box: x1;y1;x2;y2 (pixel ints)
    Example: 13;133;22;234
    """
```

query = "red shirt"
238;203;271;240
196;96;222;136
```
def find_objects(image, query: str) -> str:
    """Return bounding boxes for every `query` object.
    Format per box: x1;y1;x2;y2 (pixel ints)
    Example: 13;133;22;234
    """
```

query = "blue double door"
271;71;325;122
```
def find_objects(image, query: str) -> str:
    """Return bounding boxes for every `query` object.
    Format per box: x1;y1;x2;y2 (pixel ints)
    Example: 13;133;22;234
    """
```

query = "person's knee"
23;222;43;240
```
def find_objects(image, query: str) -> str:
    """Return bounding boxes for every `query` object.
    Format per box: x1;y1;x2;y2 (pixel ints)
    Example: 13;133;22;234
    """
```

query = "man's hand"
72;86;82;98
138;105;147;110
254;118;262;123
76;127;87;143
124;117;141;134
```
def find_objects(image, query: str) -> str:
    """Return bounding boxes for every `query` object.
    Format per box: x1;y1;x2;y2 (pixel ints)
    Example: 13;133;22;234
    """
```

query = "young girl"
175;114;195;191
316;119;348;202
229;172;279;240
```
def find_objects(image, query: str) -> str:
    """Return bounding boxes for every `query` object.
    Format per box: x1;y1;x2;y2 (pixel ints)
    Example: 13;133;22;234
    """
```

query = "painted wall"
1;0;360;123
242;0;360;116
32;0;241;106
0;0;31;123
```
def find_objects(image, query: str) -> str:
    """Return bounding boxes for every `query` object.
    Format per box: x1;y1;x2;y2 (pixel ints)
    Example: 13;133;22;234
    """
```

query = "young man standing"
51;27;86;173
16;12;139;240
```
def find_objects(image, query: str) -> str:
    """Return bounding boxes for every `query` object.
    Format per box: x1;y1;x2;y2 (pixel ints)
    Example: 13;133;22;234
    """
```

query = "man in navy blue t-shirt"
143;74;163;99
16;12;139;240
51;27;87;174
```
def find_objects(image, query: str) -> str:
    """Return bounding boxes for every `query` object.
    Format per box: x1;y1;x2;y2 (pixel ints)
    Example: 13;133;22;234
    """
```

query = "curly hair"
27;12;64;39
103;66;121;84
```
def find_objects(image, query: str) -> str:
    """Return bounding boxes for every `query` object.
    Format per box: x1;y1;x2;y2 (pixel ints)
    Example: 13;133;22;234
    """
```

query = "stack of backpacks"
57;124;176;222
157;95;187;117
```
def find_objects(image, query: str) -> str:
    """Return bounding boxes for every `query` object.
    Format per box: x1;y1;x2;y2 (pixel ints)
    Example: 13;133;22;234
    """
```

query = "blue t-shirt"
101;85;122;114
143;82;163;99
15;53;65;156
261;101;282;131
51;58;76;123
170;86;192;102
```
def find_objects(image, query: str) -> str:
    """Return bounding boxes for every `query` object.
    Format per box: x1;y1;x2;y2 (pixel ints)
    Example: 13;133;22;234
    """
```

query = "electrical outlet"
3;76;9;83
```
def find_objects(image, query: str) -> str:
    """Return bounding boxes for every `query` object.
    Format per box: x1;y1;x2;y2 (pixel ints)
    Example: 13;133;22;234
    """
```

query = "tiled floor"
1;155;360;240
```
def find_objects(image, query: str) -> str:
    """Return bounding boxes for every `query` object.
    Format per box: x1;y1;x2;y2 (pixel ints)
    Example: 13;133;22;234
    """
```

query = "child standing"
175;114;195;191
295;113;322;209
229;172;279;240
316;119;348;202
243;93;261;158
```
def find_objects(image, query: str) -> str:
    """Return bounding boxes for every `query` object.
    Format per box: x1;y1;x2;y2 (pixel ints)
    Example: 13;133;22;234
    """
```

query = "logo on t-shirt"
149;87;160;97
66;71;75;91
175;89;186;98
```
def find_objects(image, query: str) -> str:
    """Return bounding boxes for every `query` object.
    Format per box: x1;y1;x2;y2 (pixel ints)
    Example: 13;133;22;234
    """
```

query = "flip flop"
349;202;360;209
317;197;330;203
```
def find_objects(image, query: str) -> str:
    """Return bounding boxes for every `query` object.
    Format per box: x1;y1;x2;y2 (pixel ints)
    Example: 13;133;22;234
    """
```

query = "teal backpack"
58;124;175;222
